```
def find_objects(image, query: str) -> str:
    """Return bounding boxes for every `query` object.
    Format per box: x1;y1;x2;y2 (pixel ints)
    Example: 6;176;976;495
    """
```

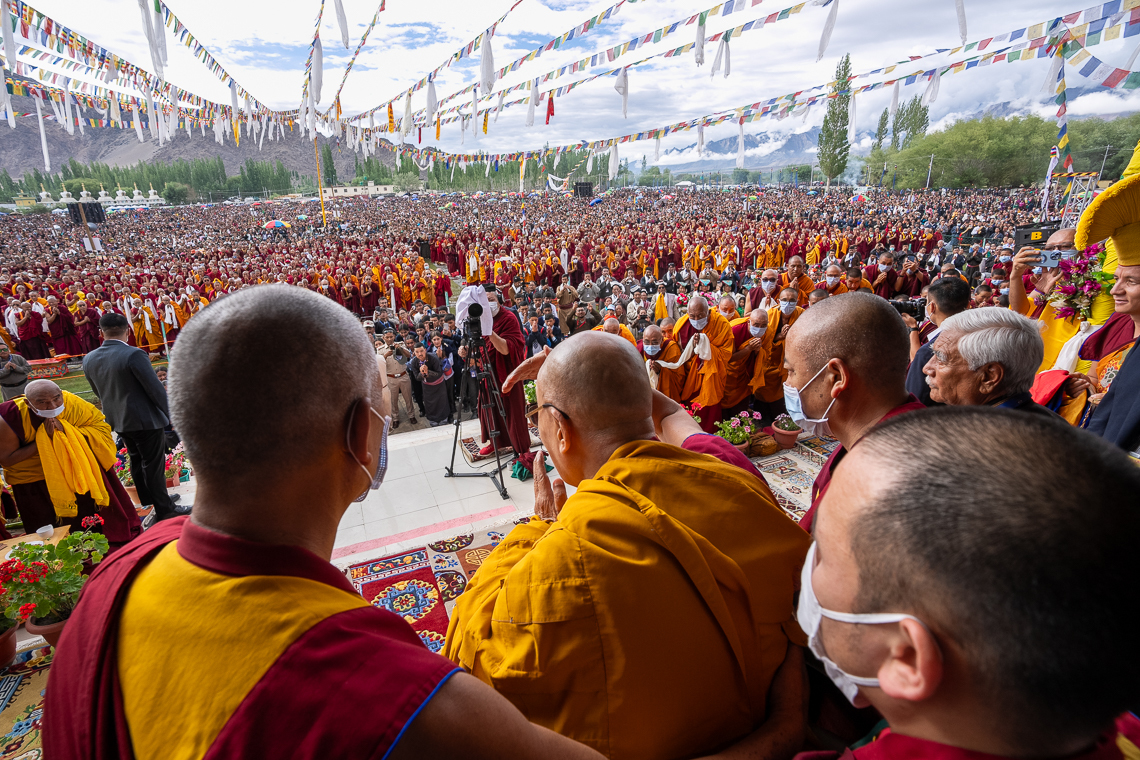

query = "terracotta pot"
0;624;18;669
771;427;801;450
733;440;751;456
165;477;176;488
26;616;67;649
124;485;141;505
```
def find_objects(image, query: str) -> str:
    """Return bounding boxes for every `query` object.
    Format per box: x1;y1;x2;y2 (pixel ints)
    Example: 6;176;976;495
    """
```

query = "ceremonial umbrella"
262;220;290;229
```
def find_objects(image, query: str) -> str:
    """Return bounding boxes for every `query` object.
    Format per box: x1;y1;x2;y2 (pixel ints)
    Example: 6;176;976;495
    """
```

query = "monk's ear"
877;618;942;702
829;358;850;397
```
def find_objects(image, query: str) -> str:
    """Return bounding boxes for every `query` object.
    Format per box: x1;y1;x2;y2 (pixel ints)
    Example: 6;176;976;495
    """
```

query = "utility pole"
926;154;935;189
1099;144;1112;178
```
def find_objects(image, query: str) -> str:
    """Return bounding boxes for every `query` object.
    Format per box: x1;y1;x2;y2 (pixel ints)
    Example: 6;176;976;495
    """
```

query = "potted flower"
0;577;19;668
523;381;537;419
771;414;802;449
164;443;190;488
714;411;761;455
3;515;109;648
114;448;139;505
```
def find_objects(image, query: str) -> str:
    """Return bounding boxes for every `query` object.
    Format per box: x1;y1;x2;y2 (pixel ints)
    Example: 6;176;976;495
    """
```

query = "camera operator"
901;277;972;407
457;286;535;470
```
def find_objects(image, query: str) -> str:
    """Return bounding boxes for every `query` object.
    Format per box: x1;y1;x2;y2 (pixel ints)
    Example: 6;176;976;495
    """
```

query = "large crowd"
0;171;1137;760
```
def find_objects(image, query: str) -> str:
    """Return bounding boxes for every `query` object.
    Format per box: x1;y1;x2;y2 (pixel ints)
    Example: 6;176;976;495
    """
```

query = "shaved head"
788;292;909;387
687;295;709;320
537;332;652;442
602;318;620;334
749;309;768;328
169;285;379;483
643;324;663;342
25;379;62;409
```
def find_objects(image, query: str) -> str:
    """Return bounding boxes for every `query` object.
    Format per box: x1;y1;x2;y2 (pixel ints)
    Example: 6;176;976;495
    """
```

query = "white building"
320;181;397;201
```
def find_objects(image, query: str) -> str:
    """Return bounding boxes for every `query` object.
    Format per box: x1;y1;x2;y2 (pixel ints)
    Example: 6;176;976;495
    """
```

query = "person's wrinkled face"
788;260;804;279
923;331;982;405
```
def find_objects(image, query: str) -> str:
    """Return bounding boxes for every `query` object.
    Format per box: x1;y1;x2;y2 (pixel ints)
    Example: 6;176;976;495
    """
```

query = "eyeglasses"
526;402;572;423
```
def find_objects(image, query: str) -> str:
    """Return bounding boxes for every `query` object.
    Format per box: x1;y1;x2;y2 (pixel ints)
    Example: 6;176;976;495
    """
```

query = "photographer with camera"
902;277;972;407
457;286;535;471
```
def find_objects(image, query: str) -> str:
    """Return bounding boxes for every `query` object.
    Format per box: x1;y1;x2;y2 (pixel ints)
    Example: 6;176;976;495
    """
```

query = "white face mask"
689;316;708;330
719;309;734;319
762;280;777;294
825;276;840;288
798;542;929;704
878;263;892;273
779;300;797;315
749;324;764;337
31;402;64;418
782;360;836;437
489;301;500;316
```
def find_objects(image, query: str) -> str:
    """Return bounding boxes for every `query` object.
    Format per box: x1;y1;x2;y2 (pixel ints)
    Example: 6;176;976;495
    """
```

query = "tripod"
445;339;509;500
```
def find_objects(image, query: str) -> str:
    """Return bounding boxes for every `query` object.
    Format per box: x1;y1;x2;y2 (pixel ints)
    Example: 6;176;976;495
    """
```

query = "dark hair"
852;407;1140;752
99;312;130;333
926;276;970;316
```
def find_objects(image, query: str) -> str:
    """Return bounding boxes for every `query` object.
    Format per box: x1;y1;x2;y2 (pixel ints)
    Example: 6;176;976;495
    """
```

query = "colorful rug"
345;523;522;653
0;644;53;759
459;422;541;464
750;435;838;523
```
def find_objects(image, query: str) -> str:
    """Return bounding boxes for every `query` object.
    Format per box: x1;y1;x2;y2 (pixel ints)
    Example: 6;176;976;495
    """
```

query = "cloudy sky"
23;0;1140;164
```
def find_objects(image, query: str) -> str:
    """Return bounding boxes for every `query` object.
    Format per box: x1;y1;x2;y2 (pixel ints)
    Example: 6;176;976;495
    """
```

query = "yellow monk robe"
722;317;774;409
592;322;638;347
0;325;13;351
132;306;165;352
757;305;803;403
673;310;735;409
646;340;684;402
445;440;810;760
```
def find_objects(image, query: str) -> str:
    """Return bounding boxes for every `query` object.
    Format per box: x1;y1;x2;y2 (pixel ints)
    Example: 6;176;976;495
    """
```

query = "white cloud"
19;0;1140;161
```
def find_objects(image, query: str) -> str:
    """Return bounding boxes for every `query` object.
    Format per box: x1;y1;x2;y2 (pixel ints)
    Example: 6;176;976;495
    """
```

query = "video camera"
889;297;927;319
1013;221;1061;250
463;303;486;347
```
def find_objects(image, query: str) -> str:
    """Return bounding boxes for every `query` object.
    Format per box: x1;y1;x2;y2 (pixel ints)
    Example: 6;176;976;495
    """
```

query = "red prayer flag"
546;95;554;125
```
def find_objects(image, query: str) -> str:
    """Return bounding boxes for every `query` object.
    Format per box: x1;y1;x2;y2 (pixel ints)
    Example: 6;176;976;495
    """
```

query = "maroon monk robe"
478;307;535;471
49;305;85;356
43;518;460;760
16;310;50;360
0;403;141;547
897;269;931;298
863;264;901;299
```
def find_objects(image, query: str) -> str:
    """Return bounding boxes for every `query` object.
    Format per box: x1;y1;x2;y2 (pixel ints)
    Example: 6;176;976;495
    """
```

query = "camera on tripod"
464;303;486;348
889;297;927;318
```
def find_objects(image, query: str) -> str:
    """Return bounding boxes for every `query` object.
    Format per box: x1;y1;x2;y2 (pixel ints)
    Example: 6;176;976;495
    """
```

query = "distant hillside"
0;78;394;181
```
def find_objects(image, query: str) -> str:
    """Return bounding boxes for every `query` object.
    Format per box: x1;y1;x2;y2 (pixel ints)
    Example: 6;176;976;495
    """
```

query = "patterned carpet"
0;643;52;759
344;436;838;647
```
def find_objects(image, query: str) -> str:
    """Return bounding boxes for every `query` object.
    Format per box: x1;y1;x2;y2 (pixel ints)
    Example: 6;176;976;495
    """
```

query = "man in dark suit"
902;276;971;407
84;313;190;524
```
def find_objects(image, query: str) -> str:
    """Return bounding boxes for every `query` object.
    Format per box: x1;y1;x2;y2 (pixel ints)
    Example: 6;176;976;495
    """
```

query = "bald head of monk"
748;308;768;331
169;285;387;556
687;295;709;323
784;292;910;450
24;379;62;416
535;332;655;487
642;324;663;348
602;317;621;335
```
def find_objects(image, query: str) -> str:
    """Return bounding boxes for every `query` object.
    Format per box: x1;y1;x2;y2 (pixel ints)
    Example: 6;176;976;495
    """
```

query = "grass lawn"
56;359;169;402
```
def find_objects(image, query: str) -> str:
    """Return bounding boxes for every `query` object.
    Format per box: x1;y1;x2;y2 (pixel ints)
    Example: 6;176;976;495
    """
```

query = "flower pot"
124;485;141;505
0;624;18;669
165;477;176;488
733;440;751;456
26;616;66;649
771;427;801;450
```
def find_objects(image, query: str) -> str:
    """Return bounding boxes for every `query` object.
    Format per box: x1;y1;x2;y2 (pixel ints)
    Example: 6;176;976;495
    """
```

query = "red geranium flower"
17;603;35;622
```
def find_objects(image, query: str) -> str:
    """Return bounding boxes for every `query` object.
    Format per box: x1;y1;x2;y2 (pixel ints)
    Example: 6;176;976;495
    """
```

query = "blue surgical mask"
689;316;708;330
749;325;764;337
999;255;1012;263
779;300;797;315
1000;287;1010;295
783;360;836;437
878;263;891;273
825;276;840;288
762;280;777;294
644;343;661;356
352;408;390;503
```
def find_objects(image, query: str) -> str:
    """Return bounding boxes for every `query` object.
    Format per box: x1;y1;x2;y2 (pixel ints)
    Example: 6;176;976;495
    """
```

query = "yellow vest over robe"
722;317;774;409
444;440;810;760
673;310;735;408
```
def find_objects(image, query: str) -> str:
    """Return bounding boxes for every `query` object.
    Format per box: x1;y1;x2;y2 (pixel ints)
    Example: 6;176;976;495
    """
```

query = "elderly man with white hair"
922;306;1052;414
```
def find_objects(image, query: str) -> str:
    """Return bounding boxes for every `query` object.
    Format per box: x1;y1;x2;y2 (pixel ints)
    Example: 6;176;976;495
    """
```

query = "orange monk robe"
132;307;165;352
819;280;849;296
592;322;638;347
0;326;14;351
673;310;735;409
722;317;774;409
444;440;810;760
757;305;803;403
643;340;684;402
779;272;815;307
